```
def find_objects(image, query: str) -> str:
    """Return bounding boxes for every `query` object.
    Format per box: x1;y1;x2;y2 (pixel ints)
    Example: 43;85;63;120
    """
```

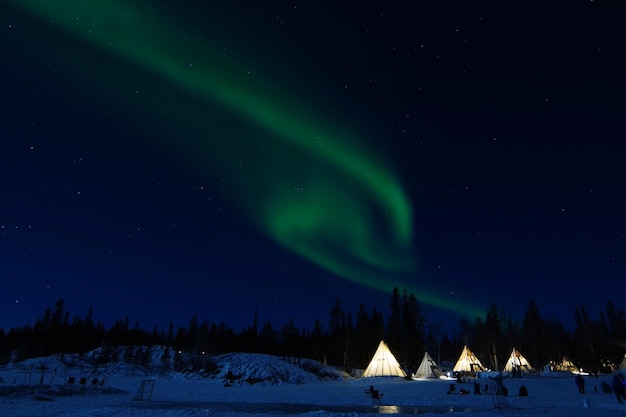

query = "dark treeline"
1;290;624;374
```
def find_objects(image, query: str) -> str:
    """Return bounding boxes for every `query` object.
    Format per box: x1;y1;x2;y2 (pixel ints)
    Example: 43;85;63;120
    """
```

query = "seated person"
473;380;481;394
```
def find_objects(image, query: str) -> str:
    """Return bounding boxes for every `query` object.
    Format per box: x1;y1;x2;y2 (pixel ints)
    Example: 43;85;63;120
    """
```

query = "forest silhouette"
1;288;623;375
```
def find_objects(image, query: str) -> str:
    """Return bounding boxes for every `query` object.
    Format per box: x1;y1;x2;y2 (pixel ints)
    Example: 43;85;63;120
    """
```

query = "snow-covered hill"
1;346;349;387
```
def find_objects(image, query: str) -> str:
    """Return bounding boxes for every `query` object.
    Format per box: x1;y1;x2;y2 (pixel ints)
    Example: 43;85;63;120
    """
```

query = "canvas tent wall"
452;345;484;373
554;356;578;373
503;348;533;372
362;340;406;377
413;352;444;379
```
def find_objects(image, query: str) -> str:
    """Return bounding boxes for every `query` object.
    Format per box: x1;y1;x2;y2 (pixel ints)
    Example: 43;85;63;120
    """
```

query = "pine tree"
387;288;402;355
161;346;171;369
521;300;545;369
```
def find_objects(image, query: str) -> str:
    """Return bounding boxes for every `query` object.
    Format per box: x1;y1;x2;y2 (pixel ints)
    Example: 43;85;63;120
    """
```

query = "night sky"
2;1;624;335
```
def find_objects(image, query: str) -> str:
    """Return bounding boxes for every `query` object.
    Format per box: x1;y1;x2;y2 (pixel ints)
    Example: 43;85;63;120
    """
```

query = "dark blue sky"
1;1;624;335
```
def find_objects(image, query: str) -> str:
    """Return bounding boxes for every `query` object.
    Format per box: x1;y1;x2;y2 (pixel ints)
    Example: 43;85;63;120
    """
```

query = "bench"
364;386;384;404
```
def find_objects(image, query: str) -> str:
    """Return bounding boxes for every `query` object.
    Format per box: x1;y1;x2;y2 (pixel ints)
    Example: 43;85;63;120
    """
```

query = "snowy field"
1;348;624;417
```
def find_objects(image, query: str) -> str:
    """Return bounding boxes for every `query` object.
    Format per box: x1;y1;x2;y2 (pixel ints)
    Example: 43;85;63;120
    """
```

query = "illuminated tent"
453;345;485;373
555;356;578;373
412;352;444;379
362;340;406;377
503;348;534;372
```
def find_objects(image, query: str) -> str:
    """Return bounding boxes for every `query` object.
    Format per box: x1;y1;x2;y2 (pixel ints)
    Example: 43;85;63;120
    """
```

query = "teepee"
362;340;406;377
413;352;444;379
503;348;533;372
453;345;484;373
555;356;578;373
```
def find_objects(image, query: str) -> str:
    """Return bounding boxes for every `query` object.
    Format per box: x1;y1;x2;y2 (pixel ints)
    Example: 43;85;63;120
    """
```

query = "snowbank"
1;347;625;416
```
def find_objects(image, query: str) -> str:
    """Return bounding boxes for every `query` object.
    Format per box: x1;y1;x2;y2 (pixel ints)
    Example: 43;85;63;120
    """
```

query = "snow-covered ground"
1;347;624;416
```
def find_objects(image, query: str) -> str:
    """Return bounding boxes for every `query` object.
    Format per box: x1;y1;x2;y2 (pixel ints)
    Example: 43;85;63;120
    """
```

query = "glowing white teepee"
453;345;484;373
555;356;578;373
413;351;444;379
362;340;406;377
503;347;533;372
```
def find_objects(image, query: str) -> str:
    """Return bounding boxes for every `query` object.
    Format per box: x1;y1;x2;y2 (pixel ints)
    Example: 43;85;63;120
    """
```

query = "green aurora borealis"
10;0;483;318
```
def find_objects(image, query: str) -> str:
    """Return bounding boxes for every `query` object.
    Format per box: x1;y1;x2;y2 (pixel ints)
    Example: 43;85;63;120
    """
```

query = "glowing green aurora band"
11;0;482;318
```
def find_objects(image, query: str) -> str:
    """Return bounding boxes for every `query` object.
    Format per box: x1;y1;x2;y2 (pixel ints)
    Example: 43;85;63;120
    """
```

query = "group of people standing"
575;372;626;404
612;373;626;403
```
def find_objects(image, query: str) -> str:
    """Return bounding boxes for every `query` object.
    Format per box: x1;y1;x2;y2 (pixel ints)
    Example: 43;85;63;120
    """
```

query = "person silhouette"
489;371;508;395
575;374;585;394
